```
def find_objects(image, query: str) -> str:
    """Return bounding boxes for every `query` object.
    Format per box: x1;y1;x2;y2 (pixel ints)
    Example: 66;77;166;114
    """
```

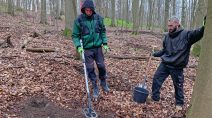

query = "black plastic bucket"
133;86;149;103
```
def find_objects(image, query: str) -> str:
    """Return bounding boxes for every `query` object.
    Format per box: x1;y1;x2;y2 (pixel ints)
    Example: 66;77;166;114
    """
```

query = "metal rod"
80;40;94;115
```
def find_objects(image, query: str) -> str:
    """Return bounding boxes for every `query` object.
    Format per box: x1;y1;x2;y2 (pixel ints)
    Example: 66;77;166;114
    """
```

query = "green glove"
203;16;206;26
103;45;109;53
77;47;84;55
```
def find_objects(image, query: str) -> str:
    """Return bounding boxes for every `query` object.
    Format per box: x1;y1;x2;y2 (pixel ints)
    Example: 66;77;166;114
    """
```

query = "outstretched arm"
153;37;166;57
187;26;205;45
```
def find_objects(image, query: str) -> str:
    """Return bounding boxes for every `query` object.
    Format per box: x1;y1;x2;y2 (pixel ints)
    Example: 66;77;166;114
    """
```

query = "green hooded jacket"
72;0;107;49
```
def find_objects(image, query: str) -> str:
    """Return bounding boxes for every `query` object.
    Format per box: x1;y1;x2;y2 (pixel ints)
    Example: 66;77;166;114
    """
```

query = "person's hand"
151;46;156;56
77;47;84;55
203;16;206;26
103;45;109;53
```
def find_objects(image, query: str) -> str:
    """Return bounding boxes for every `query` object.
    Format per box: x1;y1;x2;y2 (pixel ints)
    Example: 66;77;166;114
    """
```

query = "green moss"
63;28;72;37
104;18;133;28
192;43;201;57
16;7;23;12
0;3;7;12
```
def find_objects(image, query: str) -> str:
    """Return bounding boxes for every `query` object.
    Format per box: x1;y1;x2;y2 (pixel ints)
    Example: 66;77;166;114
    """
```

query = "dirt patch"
19;95;83;118
19;95;114;118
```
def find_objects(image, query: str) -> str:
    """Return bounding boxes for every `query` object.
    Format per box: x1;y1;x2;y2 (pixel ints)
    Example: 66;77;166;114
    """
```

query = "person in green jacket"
72;0;109;98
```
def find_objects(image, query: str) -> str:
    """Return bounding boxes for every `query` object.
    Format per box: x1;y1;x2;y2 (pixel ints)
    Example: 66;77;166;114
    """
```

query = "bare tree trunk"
111;0;116;27
157;0;162;31
191;0;207;58
138;0;143;30
36;0;40;12
64;0;76;36
54;0;60;19
40;0;47;24
32;0;35;11
190;0;198;28
72;0;77;18
60;0;64;15
16;0;21;8
164;0;169;31
147;0;153;30
8;0;14;16
187;1;212;117
125;0;129;28
172;0;176;16
195;0;207;27
181;0;186;27
132;0;140;34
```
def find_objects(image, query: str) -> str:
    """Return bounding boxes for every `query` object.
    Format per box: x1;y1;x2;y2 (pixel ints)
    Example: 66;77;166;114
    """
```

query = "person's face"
85;8;93;16
168;21;179;33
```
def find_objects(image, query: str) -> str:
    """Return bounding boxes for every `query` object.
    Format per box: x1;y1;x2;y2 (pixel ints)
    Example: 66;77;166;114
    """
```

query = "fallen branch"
26;47;56;53
106;55;160;61
30;31;47;40
1;55;19;59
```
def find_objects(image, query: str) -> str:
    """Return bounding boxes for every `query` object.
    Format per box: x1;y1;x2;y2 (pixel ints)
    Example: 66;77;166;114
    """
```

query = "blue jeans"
84;47;107;82
151;62;184;105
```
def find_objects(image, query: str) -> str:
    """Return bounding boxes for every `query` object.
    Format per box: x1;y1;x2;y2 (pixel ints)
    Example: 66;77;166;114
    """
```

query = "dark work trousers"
84;47;107;83
151;62;184;105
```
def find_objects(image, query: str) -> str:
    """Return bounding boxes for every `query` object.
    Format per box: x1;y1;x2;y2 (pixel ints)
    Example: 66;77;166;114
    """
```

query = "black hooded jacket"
153;26;205;68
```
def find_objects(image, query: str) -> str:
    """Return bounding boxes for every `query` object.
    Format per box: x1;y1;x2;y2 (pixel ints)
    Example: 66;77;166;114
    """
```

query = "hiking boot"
100;79;110;92
92;82;99;98
146;95;159;103
175;105;183;112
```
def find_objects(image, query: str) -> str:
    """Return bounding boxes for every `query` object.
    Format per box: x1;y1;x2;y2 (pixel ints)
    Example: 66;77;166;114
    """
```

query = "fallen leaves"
0;13;198;118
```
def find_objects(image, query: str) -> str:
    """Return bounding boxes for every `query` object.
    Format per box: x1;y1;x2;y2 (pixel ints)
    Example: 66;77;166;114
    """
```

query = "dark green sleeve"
72;19;81;49
99;17;108;45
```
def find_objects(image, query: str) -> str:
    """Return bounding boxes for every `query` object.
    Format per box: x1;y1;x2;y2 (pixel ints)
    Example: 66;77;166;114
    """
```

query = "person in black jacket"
151;16;205;111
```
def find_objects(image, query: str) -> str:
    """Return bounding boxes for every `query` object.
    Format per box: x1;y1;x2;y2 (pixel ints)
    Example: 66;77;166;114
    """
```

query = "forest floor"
0;12;198;118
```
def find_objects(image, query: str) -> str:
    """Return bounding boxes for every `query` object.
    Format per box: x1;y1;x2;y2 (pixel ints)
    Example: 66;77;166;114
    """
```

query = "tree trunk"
125;0;129;28
164;0;169;31
60;0;64;15
172;0;176;16
195;0;207;27
28;0;32;10
54;0;60;19
40;0;47;24
190;0;198;28
32;0;35;11
16;0;21;8
72;0;77;19
111;0;116;27
157;0;162;31
186;1;212;117
8;0;14;16
147;0;153;30
191;0;207;57
181;0;186;27
138;0;143;30
132;0;139;34
36;0;40;12
64;0;74;36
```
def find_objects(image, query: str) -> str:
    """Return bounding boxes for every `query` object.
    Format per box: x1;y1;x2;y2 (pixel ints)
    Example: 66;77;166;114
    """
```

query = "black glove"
203;16;206;26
